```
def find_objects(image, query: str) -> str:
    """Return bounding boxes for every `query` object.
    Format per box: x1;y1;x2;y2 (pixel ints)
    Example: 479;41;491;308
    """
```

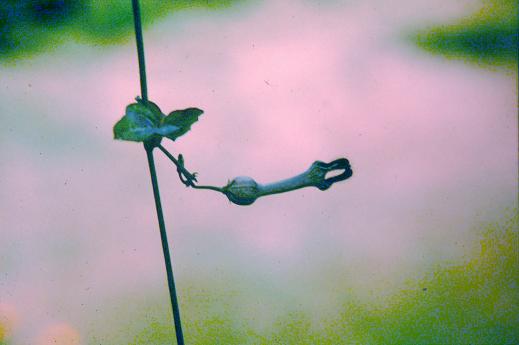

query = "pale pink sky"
0;0;517;342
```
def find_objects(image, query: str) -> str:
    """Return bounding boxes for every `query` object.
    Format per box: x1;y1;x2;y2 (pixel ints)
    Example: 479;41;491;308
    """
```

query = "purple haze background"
0;0;517;343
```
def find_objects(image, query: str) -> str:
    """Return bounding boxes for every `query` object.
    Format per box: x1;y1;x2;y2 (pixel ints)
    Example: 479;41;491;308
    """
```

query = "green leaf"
113;101;202;143
155;125;181;137
113;102;178;142
127;101;164;126
161;108;204;141
113;111;156;142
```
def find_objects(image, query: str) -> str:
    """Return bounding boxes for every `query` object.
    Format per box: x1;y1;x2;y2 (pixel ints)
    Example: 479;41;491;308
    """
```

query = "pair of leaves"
113;99;203;143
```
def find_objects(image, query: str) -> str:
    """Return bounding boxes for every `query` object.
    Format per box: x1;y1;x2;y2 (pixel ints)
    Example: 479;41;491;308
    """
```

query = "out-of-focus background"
0;0;517;344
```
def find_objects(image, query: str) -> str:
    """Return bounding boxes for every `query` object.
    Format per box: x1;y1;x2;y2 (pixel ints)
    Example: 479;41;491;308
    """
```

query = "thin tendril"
158;144;224;192
157;144;197;185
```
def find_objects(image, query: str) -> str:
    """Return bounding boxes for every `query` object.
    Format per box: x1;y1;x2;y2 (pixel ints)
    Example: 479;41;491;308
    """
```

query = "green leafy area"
337;209;519;344
411;0;518;68
97;210;518;344
113;100;203;143
161;108;204;141
0;324;8;345
0;0;241;62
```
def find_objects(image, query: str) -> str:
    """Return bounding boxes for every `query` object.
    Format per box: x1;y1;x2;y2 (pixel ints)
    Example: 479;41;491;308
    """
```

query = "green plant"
113;1;352;343
0;0;240;62
123;210;518;344
411;0;518;68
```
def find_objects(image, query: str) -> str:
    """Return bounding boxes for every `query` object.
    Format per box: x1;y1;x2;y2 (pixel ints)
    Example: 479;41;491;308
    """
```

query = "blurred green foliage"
337;210;518;344
0;320;6;344
0;0;239;62
412;0;518;68
106;210;518;344
0;329;7;345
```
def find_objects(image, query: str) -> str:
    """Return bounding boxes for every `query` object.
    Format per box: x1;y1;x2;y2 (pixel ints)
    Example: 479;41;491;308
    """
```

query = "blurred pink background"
0;0;517;343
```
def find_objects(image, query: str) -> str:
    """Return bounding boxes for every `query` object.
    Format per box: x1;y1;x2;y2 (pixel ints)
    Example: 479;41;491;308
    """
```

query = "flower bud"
223;176;260;206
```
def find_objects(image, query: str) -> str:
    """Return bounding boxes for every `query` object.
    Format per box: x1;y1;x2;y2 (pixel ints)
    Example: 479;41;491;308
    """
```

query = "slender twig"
131;0;148;102
145;147;185;344
131;0;185;344
191;184;224;192
158;144;198;186
157;144;224;192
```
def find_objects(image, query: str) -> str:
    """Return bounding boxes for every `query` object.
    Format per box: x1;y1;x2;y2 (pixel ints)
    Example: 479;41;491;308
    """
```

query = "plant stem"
158;144;198;185
157;144;224;192
145;148;185;345
131;0;148;102
191;184;224;192
131;0;185;344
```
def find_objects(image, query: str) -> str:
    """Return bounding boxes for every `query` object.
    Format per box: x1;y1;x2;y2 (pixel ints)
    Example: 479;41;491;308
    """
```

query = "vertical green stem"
131;0;185;344
131;0;148;102
145;148;185;345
